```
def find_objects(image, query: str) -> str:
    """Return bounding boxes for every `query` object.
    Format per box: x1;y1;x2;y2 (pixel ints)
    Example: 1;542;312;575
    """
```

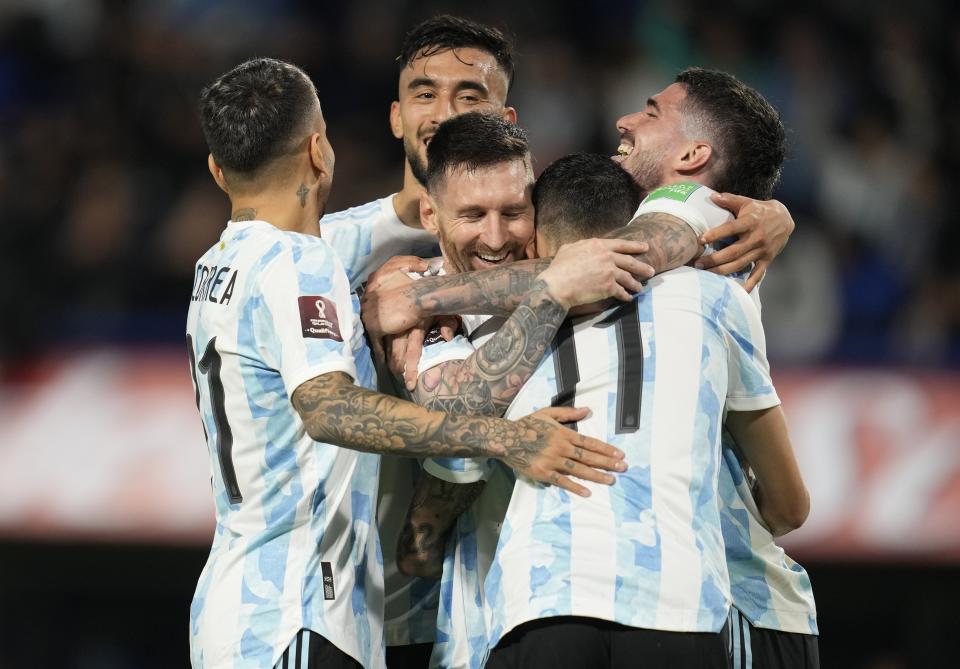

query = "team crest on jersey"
298;295;343;341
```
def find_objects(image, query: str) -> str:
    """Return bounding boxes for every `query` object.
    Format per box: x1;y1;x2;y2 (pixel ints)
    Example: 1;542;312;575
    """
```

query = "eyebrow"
407;77;490;95
647;97;660;113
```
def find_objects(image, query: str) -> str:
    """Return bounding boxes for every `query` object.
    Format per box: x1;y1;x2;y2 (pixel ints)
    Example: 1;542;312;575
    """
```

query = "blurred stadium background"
1;0;959;667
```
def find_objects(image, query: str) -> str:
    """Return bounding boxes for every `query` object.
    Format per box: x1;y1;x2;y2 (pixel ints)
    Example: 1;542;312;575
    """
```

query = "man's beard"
404;138;429;186
625;147;666;196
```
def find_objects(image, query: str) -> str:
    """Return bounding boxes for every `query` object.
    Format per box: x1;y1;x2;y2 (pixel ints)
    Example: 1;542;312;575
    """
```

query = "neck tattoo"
232;208;257;221
297;183;309;208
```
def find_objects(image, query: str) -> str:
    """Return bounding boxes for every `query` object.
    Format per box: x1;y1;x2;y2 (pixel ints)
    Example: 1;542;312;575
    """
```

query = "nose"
616;112;640;134
480;214;508;250
431;93;457;125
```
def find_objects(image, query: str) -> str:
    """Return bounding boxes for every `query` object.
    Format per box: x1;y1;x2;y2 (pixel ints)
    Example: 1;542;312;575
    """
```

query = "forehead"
652;82;688;110
437;158;533;205
399;47;508;89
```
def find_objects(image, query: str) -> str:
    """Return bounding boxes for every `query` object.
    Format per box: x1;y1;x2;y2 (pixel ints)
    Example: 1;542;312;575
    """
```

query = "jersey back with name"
186;220;382;669
484;267;780;648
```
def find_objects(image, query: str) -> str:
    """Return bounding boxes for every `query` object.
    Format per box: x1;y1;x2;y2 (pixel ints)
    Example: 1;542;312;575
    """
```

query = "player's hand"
695;193;794;292
504;406;627;497
538;238;653;309
361;275;421;346
366;255;428;292
397;316;460;390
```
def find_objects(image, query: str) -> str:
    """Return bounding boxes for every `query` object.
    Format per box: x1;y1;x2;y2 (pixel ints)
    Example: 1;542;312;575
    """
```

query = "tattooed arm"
396;475;486;578
292;373;625;497
413;238;646;416
361;213;700;338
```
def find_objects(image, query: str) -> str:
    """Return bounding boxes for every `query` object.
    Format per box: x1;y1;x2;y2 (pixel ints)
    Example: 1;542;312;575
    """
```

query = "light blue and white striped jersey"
720;435;819;635
413;316;515;669
484;267;780;649
186;220;383;669
322;197;442;647
321;195;439;292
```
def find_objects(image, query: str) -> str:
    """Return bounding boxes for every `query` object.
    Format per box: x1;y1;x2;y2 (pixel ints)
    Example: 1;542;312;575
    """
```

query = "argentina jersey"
322;196;441;648
186;220;382;669
416;316;516;669
484;266;781;649
321;195;439;291
719;434;819;635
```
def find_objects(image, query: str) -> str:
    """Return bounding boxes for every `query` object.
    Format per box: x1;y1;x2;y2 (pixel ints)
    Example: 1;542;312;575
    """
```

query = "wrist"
536;271;572;310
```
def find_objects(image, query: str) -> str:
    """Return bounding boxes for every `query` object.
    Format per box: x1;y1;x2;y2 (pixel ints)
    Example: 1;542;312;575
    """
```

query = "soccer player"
317;16;523;668
480;149;807;669
369;69;814;668
186;57;629;669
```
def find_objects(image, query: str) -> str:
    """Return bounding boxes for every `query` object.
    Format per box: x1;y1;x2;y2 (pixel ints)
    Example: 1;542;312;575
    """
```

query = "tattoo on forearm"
292;372;562;470
414;279;567;417
402;258;552;317
396;475;486;576
608;212;700;273
232;208;257;221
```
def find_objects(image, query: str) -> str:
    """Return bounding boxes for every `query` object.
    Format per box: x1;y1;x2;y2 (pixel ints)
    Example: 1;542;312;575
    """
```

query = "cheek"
511;218;536;244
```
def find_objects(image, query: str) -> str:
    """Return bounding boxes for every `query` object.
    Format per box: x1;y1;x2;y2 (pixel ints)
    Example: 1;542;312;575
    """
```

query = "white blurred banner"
1;350;959;560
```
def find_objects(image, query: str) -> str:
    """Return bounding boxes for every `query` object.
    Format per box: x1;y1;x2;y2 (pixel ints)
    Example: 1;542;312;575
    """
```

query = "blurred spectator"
0;0;957;368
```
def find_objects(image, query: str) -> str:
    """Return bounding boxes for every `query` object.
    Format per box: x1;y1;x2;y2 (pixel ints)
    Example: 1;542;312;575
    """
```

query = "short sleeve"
635;183;731;239
720;282;780;412
258;243;359;397
322;200;439;291
417;333;476;377
423;455;496;484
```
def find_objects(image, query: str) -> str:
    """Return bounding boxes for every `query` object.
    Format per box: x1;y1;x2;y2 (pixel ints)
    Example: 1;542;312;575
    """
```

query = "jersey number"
550;300;643;434
187;335;243;503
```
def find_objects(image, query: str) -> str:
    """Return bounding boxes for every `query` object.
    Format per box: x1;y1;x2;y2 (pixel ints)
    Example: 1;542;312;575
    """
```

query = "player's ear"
309;133;331;179
208;154;229;194
675;140;712;175
389;101;403;139
420;192;440;236
524;231;539;259
502;106;518;125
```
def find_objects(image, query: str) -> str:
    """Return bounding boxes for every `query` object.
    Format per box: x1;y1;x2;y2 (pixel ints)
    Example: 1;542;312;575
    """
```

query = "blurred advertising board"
1;350;958;560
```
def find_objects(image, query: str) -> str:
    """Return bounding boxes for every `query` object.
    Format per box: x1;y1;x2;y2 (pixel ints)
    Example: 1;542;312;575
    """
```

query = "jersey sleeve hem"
417;344;475;376
285;359;358;400
725;393;781;412
422;458;492;484
635;198;709;237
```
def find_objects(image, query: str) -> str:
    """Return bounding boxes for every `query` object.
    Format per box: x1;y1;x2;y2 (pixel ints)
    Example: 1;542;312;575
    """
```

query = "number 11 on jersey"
550;300;643;434
187;335;243;503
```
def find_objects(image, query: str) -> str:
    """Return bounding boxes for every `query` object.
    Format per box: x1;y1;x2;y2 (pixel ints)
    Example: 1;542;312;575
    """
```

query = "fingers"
694;237;759;269
370;336;386;366
437;315;460;341
709;191;751;217
613;268;643;297
601;239;649;256
404;326;427;390
703;247;764;277
534;405;590;425
743;259;769;293
562;441;627;472
699;218;751;246
387;334;409;377
545;473;592;498
612;253;655;281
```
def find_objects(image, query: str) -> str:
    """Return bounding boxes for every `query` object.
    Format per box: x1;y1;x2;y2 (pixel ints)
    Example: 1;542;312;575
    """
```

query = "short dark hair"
398;15;516;91
199;58;318;177
533;153;641;246
425;112;529;193
675;67;786;200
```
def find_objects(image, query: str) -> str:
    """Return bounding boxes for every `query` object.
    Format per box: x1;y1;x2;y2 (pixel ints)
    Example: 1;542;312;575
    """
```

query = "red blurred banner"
1;350;958;560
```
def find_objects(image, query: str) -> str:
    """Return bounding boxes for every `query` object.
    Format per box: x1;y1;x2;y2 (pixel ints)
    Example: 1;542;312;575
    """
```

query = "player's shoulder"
320;195;394;227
